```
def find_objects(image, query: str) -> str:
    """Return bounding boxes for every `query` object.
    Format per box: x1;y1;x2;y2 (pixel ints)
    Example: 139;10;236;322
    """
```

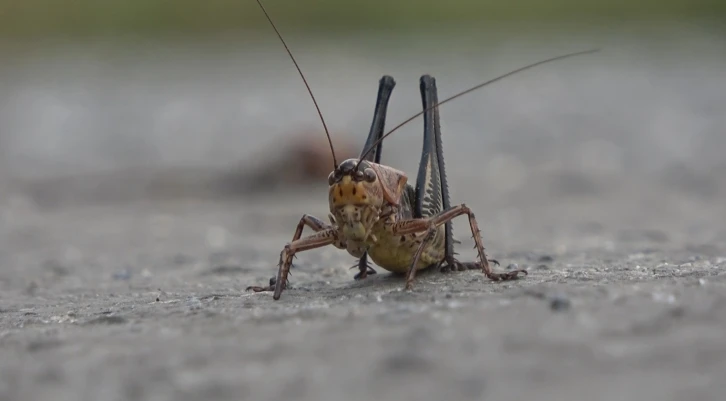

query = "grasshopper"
246;0;599;300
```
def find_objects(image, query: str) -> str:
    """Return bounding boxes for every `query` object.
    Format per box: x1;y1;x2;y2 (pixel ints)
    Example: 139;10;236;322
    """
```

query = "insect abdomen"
366;223;446;273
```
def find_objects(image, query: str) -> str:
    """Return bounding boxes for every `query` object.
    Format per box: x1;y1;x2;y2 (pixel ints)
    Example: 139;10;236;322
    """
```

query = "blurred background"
1;0;725;251
1;0;725;202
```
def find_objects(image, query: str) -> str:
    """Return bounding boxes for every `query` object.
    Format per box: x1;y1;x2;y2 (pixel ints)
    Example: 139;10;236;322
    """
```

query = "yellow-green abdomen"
366;224;445;273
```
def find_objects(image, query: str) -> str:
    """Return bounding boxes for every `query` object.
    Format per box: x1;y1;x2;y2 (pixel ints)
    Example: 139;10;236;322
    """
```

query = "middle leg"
393;205;527;290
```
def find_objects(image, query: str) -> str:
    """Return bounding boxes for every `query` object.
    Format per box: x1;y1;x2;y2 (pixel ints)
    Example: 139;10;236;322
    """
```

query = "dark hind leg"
417;75;499;273
354;75;396;280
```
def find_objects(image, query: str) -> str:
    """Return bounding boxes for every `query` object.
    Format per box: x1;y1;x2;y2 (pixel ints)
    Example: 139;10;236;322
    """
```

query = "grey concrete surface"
1;24;726;401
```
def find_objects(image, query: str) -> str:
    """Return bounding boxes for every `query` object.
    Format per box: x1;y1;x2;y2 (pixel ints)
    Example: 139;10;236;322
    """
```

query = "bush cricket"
247;0;599;300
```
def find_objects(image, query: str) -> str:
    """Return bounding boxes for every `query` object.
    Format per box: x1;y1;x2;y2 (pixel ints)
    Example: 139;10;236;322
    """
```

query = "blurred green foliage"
1;0;725;38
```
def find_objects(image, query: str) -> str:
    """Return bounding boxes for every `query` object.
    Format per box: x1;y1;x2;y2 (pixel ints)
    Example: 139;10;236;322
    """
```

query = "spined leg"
246;215;337;299
418;76;499;274
393;204;527;290
293;214;331;235
250;214;332;291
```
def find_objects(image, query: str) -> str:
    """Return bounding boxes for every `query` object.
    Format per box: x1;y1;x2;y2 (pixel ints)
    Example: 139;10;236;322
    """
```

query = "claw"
246;275;291;293
245;285;272;292
487;269;528;281
354;256;377;280
354;266;377;280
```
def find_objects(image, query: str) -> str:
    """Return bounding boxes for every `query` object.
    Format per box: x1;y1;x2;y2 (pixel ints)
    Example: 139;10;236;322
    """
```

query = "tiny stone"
186;296;203;310
539;255;554;263
506;263;519;271
445;293;453;299
550;296;571;311
537;264;550;270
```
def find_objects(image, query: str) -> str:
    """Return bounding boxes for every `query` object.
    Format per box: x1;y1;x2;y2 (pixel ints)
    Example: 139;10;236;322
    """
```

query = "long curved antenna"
255;0;338;168
356;48;600;167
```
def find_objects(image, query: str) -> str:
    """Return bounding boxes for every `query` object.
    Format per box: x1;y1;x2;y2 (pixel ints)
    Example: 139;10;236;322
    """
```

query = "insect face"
328;159;382;247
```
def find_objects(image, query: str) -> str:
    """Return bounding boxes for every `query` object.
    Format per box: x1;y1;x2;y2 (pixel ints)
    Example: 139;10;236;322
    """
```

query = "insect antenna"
254;0;338;168
356;48;600;168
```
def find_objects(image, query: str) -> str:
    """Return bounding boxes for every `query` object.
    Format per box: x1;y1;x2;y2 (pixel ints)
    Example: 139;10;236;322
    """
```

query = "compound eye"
328;171;336;186
363;168;376;182
354;170;364;181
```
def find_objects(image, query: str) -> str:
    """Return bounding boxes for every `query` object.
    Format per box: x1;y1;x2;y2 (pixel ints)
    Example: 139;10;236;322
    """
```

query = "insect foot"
246;275;288;293
350;256;377;280
439;258;500;273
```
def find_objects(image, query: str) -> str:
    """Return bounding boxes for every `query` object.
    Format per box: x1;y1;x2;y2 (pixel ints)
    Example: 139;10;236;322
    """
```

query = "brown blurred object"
8;129;359;209
237;129;358;192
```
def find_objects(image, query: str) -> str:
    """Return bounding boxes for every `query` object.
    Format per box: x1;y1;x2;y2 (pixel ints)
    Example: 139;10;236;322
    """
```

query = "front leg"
293;214;331;237
393;205;527;290
246;214;338;299
250;214;335;291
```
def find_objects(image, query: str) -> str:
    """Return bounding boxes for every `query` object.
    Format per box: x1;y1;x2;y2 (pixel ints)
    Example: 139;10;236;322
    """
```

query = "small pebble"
186;296;203;310
550;296;571;311
539;255;554;263
506;263;519;271
537;264;550;270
